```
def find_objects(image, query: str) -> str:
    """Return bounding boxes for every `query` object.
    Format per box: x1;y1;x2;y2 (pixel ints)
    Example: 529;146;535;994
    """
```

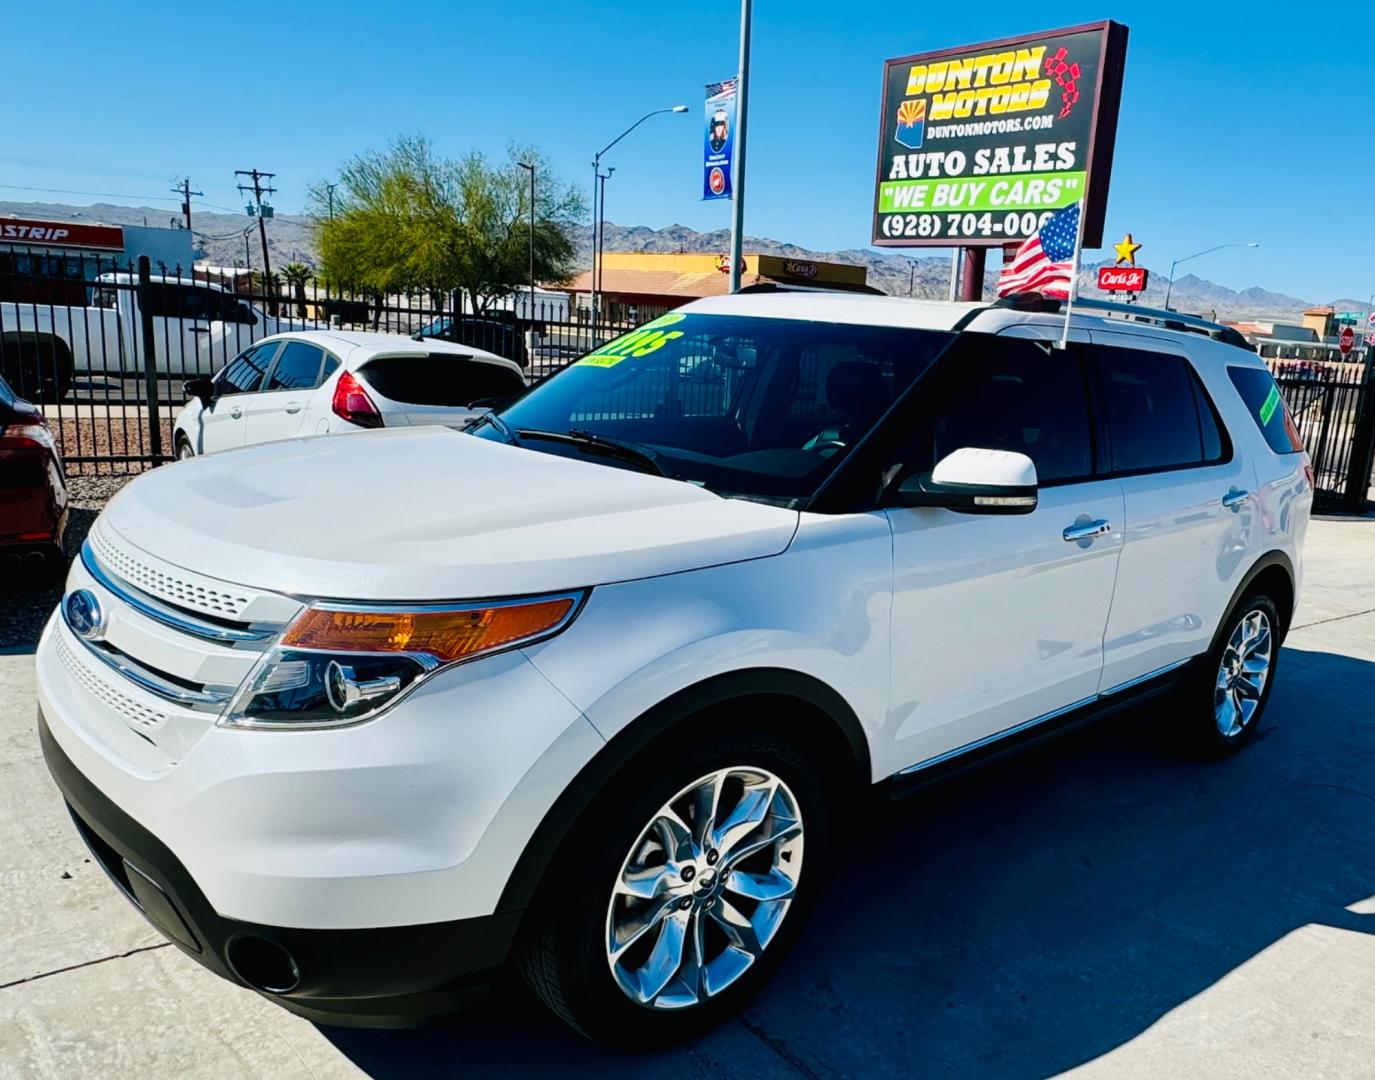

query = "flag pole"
1057;201;1086;351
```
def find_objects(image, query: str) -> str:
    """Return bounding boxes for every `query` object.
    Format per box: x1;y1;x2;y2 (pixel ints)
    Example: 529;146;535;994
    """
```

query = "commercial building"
564;252;870;320
0;215;197;304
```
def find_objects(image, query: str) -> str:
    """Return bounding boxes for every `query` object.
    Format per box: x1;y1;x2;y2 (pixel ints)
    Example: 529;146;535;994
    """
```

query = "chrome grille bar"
81;539;279;645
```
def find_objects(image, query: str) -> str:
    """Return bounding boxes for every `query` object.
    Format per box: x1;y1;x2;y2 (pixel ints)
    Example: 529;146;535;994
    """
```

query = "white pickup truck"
0;272;316;400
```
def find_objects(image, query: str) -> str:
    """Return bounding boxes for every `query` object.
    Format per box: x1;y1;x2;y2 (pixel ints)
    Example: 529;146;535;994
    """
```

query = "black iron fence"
1267;354;1375;512
0;249;667;475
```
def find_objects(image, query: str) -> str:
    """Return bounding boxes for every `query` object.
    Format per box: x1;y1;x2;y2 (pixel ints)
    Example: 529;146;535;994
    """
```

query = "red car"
0;373;67;577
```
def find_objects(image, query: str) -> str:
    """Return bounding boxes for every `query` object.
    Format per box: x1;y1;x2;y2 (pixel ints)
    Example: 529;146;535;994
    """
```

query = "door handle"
1063;519;1111;542
1222;489;1250;509
188;326;211;334
285;402;301;414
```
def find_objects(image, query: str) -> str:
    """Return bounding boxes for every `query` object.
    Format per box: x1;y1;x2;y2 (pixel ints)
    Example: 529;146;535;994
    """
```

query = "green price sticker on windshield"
578;312;688;368
1259;385;1281;426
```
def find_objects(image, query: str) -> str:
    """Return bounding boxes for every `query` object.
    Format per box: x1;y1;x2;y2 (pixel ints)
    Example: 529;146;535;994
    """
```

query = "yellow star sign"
1113;234;1142;266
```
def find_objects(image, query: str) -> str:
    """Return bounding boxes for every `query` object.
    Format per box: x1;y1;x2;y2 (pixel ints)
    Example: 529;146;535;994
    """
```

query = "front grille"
89;527;251;619
56;631;170;732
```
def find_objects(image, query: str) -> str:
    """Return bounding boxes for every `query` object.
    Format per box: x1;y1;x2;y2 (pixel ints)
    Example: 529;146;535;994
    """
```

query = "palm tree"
281;262;312;318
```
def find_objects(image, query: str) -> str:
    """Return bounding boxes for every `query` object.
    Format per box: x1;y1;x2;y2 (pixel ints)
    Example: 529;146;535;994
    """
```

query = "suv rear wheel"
1181;590;1280;756
518;724;832;1046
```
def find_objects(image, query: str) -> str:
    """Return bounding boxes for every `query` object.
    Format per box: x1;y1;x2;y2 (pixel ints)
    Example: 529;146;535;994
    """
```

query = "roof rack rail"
735;281;886;297
992;294;1254;352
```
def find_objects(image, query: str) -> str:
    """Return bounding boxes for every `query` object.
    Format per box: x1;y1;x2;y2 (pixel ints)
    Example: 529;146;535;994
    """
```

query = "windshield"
471;312;953;503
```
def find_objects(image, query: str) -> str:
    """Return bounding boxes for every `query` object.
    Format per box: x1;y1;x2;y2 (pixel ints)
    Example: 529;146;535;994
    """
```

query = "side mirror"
895;447;1038;514
238;304;258;326
184;377;215;407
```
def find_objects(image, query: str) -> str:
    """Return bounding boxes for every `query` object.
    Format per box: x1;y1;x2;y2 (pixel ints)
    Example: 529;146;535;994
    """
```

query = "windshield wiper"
470;410;518;443
516;428;677;479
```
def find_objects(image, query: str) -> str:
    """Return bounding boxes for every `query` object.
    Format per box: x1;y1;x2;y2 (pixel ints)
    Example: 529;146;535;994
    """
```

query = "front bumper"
40;709;519;1026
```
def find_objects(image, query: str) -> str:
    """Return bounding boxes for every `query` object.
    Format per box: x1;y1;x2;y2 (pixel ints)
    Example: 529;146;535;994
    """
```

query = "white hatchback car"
172;330;526;457
39;292;1310;1045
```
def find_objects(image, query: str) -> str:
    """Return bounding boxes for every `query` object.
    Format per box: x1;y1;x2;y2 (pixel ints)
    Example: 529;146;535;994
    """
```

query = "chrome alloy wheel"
605;766;804;1010
1215;609;1273;738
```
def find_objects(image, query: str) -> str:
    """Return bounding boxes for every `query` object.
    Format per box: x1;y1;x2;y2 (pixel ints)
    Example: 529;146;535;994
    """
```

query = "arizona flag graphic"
895;99;926;149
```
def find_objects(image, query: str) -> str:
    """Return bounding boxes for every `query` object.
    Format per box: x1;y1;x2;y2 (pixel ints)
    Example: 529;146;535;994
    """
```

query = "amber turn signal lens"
281;597;577;663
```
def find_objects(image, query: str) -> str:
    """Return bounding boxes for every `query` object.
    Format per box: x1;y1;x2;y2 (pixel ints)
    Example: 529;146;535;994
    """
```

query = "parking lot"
2;511;1374;1079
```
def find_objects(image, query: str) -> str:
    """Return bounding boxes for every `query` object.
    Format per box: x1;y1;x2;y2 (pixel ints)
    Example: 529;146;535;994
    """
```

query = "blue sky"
2;1;1371;302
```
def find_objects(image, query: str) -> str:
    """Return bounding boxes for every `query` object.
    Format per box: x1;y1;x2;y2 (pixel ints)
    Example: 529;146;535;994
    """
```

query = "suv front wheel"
518;724;833;1046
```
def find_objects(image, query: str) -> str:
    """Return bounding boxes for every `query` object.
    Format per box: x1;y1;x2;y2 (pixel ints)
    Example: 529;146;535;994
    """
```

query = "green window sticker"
577;314;687;368
1259;385;1281;426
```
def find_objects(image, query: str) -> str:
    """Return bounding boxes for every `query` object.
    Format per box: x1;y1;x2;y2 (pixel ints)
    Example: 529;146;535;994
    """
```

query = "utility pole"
171;177;201;232
727;0;753;294
236;168;276;305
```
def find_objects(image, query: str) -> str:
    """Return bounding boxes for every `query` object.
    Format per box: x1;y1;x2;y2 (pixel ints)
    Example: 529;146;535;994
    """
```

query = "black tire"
516;722;835;1047
174;434;195;461
1177;589;1281;757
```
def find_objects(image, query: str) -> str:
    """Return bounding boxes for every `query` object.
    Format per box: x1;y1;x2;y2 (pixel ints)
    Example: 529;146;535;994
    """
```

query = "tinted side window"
266;342;325;390
214;343;275;395
359;355;525;406
1228;366;1304;453
1094;347;1205;473
1196;377;1226;463
925;337;1093;484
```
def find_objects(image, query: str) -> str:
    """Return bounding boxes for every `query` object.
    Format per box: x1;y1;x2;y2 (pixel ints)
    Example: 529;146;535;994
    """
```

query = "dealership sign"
1098;266;1147;292
0;217;124;250
873;21;1128;248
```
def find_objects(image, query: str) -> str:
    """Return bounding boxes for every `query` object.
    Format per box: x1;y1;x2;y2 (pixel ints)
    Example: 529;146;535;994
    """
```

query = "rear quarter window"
358;354;525;406
1227;366;1304;454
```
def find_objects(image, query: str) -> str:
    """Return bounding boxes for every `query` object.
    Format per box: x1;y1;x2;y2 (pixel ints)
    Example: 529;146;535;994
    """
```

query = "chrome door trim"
898;695;1097;776
1098;657;1191;697
897;657;1195;777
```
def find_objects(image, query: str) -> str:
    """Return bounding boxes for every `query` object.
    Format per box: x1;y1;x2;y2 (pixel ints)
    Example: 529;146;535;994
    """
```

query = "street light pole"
727;0;753;294
597;168;614;315
1165;241;1259;311
519;161;535;323
590;105;688;327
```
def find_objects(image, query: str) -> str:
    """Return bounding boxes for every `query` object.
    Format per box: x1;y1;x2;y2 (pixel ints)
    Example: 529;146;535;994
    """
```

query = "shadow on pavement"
322;644;1375;1079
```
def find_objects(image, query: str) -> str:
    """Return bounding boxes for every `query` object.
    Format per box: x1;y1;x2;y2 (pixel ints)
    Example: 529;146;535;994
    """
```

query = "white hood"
101;427;799;601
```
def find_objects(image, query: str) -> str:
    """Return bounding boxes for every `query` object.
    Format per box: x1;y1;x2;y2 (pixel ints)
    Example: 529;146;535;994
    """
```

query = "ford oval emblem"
65;589;105;640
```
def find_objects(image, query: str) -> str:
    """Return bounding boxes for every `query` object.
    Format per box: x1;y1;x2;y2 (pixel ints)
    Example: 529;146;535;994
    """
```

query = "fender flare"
495;667;870;914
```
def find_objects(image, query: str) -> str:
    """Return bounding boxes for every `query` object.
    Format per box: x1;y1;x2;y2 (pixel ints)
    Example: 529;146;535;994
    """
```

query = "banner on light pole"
703;80;737;200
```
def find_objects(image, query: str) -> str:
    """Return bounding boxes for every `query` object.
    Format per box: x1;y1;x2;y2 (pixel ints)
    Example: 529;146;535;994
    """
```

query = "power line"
0;183;183;203
0;183;246;215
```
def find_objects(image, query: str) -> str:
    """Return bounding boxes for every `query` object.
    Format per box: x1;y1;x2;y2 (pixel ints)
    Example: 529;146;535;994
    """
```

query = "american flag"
996;202;1081;299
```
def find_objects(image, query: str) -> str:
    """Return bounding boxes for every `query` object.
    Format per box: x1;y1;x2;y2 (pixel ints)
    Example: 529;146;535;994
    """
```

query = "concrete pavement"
3;516;1374;1078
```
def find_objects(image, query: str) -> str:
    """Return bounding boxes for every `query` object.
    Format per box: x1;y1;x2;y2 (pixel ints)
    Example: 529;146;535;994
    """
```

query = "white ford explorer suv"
37;291;1310;1045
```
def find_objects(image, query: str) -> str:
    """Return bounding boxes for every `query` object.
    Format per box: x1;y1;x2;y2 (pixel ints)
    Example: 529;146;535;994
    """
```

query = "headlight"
220;592;584;729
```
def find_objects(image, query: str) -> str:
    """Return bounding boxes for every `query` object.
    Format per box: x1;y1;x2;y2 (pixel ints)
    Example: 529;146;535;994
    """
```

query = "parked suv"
37;292;1310;1045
